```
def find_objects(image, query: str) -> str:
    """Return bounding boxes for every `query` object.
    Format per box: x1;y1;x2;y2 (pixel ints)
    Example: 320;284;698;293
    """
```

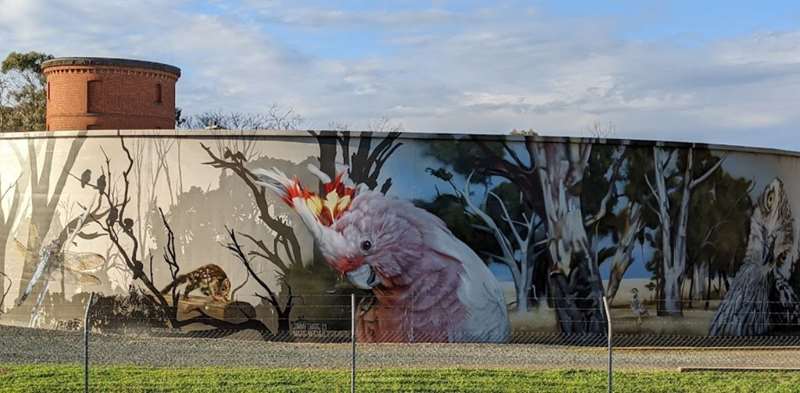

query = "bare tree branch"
224;226;294;335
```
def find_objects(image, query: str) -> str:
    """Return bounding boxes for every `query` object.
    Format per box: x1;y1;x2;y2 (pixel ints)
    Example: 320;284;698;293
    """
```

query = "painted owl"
709;178;799;336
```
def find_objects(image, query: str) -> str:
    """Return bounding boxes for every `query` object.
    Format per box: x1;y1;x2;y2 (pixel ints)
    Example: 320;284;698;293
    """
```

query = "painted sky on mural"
1;0;799;149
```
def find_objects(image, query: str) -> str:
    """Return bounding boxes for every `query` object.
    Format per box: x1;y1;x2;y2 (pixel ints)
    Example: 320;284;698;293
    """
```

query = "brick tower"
42;57;181;131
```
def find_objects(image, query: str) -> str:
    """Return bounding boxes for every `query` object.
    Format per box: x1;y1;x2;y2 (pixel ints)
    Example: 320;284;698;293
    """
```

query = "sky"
1;0;799;150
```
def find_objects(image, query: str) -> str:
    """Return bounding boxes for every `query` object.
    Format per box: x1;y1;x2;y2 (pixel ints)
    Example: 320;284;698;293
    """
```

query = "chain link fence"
1;294;800;391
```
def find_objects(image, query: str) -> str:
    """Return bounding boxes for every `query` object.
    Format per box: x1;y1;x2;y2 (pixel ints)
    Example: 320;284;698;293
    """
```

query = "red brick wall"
44;65;178;131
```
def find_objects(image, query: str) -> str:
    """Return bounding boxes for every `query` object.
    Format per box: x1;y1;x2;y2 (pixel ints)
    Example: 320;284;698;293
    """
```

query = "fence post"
602;296;612;393
351;293;356;393
83;292;95;393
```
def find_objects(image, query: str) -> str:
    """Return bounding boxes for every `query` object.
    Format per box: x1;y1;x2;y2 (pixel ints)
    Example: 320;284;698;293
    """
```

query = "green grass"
2;364;800;392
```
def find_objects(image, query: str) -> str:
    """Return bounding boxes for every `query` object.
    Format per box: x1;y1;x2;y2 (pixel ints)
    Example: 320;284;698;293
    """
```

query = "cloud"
265;8;458;29
0;1;798;150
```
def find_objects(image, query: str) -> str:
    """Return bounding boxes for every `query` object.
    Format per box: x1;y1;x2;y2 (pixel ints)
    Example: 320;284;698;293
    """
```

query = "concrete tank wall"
0;129;798;342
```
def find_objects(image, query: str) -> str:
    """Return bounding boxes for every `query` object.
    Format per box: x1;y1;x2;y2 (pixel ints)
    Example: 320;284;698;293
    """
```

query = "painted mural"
0;129;799;343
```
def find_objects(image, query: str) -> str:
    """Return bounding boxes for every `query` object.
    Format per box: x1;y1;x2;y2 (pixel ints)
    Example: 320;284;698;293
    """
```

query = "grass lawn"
2;364;800;392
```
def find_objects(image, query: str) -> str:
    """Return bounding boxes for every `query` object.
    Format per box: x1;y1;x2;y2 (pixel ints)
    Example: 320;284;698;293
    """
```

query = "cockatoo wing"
400;203;510;343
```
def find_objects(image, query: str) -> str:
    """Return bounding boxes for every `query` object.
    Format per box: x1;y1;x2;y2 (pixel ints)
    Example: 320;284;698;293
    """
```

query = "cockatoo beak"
346;264;383;289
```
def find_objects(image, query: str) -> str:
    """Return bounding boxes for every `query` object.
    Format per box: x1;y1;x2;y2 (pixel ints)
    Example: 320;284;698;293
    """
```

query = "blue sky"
1;0;799;149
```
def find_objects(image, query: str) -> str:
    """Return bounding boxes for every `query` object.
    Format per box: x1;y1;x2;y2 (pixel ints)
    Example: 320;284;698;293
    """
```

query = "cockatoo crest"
254;164;356;227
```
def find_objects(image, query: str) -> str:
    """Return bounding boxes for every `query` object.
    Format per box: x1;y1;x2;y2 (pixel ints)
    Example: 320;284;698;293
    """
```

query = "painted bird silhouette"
79;169;92;188
255;165;510;343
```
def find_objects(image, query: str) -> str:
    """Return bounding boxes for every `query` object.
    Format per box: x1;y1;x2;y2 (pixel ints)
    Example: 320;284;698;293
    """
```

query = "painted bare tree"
532;141;607;332
224;227;296;336
454;176;543;313
449;134;631;333
201;144;304;272
201;143;305;332
13;136;86;302
44;194;110;293
645;147;725;316
0;271;11;315
83;135;273;338
0;167;28;304
310;118;403;194
130;138;178;263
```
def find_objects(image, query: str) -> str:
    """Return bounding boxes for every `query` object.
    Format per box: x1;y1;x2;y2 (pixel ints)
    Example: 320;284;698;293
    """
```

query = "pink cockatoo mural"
5;130;800;343
255;165;511;343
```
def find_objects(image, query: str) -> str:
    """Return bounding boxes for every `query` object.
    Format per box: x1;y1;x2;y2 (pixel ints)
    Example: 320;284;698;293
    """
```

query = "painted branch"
175;308;273;340
605;203;644;301
200;143;303;265
225;227;294;334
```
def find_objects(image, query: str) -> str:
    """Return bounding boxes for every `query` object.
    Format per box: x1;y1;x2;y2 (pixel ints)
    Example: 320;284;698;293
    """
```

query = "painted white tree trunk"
534;142;606;333
662;266;683;315
692;262;709;302
459;181;537;314
606;202;644;301
649;147;723;316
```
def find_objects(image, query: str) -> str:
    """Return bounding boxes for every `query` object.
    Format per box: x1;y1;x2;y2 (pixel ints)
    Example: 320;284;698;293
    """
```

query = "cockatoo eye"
360;240;372;252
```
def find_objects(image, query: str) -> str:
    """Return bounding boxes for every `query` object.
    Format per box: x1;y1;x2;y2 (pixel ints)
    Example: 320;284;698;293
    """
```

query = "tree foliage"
0;51;52;131
687;168;753;303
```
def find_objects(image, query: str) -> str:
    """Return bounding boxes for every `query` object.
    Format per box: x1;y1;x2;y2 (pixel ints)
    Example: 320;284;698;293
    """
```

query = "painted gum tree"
431;134;637;333
645;146;724;316
604;202;644;301
437;176;543;314
532;141;607;332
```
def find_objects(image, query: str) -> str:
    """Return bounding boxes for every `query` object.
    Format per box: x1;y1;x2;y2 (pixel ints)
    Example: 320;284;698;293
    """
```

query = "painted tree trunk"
654;147;691;315
652;147;677;315
516;281;529;313
692;262;709;302
277;310;291;335
662;266;684;315
651;147;722;316
517;251;536;314
0;231;13;310
0;163;26;311
457;179;537;315
606;203;643;301
535;142;605;334
17;138;85;301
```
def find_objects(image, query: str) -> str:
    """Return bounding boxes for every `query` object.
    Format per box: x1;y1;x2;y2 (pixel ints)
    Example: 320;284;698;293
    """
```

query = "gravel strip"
2;326;800;370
